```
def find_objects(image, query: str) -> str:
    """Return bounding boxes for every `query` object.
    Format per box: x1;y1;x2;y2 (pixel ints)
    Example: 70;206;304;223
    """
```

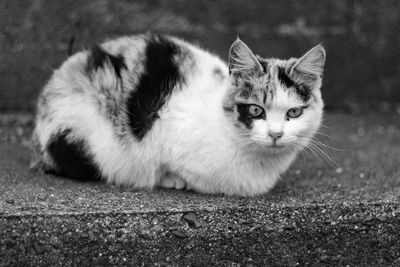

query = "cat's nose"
268;131;283;142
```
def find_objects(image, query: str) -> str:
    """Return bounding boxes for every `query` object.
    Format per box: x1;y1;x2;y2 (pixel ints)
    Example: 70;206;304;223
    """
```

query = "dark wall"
1;0;400;112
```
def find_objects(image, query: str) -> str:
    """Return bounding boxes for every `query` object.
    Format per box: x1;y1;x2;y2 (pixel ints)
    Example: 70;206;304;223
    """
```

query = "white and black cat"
31;33;326;196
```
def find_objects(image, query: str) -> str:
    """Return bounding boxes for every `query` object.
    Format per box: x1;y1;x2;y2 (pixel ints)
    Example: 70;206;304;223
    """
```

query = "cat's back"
38;35;147;107
34;35;150;149
36;33;227;137
37;33;222;116
32;33;228;182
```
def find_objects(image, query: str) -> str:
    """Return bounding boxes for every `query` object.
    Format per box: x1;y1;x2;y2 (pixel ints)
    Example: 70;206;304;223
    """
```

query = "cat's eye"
248;104;264;117
286;107;303;119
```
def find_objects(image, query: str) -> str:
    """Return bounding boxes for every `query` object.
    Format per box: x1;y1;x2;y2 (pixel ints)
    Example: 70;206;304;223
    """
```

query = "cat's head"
224;38;326;153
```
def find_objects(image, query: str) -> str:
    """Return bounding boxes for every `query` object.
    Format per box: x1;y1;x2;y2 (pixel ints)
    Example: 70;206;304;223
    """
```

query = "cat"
31;33;326;196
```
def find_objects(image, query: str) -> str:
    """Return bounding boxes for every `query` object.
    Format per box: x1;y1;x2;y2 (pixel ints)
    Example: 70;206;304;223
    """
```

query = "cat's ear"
290;44;326;85
228;38;263;77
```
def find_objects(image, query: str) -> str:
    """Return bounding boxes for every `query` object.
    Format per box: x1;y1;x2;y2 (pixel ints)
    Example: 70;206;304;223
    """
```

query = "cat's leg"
30;143;46;173
30;130;56;173
29;156;53;173
159;173;187;190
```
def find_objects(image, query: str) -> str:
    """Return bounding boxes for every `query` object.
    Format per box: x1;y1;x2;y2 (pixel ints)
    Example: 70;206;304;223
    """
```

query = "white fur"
33;35;324;196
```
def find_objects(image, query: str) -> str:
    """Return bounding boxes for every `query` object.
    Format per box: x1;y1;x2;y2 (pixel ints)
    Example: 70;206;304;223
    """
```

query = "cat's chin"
253;143;297;155
266;145;292;153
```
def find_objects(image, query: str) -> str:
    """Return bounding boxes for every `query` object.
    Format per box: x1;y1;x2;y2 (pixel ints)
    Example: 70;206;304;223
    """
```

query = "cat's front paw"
159;174;186;190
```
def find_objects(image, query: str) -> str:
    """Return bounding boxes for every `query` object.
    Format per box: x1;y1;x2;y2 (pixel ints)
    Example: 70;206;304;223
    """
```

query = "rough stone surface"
0;113;400;266
1;0;400;112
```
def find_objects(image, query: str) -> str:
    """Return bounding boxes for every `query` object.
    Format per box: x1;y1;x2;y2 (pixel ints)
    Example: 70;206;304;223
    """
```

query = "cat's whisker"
279;137;297;144
295;137;338;167
231;137;253;147
319;124;332;129
297;145;314;165
313;131;332;139
297;133;342;152
290;142;317;166
299;150;309;168
302;144;327;165
308;137;344;151
306;142;338;167
301;130;332;139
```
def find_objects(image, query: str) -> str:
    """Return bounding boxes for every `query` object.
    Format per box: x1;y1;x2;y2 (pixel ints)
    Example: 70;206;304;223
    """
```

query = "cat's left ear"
228;38;263;77
290;44;326;85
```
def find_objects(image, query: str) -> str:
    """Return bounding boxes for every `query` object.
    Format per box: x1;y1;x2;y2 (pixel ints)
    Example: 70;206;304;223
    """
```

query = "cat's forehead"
234;58;300;105
255;57;297;86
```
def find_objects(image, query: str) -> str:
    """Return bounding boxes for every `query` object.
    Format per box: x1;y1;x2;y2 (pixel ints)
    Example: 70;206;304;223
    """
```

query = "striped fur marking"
127;35;182;140
87;45;127;79
277;67;310;102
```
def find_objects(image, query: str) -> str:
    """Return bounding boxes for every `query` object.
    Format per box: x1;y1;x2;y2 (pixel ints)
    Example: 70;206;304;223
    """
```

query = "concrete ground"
0;113;399;266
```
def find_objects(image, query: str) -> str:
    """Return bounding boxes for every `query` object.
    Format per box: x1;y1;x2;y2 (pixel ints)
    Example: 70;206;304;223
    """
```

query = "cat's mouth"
271;143;285;147
266;140;297;151
268;143;286;149
249;136;297;150
262;143;292;154
271;137;300;148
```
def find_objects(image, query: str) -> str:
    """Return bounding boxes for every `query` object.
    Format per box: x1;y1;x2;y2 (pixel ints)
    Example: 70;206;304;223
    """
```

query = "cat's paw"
29;159;48;173
159;175;186;190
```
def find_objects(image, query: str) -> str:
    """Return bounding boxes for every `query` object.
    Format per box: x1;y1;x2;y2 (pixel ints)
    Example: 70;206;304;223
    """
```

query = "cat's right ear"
228;38;263;78
290;44;326;85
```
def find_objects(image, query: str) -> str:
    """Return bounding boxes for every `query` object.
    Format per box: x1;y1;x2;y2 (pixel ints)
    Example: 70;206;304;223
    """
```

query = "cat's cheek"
251;119;268;140
289;109;322;138
304;107;323;132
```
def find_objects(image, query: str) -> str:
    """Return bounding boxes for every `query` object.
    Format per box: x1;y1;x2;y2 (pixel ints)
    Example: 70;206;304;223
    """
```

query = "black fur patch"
277;67;295;88
237;81;254;99
87;45;127;79
263;90;267;104
47;130;102;181
294;83;311;102
127;35;182;140
277;67;310;102
236;104;265;129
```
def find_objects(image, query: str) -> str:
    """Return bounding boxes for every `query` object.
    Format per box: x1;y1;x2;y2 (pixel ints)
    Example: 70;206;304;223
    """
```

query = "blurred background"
1;0;400;113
